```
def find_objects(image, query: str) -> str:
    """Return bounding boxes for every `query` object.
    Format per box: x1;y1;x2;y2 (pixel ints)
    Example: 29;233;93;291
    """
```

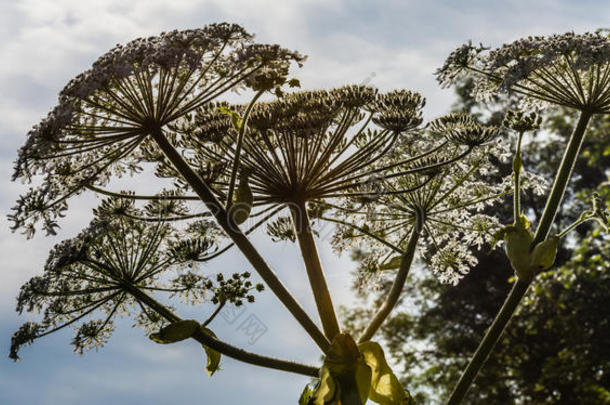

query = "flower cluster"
429;112;502;147
174;86;426;209
372;90;425;133
437;32;610;112
503;110;543;133
331;113;513;286
211;272;265;306
11;23;304;238
9;202;260;360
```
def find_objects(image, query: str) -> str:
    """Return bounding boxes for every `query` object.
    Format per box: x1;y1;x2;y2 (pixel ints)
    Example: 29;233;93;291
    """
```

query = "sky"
1;0;609;404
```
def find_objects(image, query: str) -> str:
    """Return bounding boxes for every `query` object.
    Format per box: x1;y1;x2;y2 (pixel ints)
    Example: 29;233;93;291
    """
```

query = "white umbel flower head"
11;23;305;238
438;32;610;113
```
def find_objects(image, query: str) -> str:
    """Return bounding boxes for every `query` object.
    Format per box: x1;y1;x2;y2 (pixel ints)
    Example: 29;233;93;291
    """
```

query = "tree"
8;25;610;405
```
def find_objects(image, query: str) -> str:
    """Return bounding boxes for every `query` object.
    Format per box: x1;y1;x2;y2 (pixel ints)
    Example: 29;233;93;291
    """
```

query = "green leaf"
311;334;372;405
311;366;340;405
299;384;314;405
149;320;199;344
359;341;414;405
354;362;373;403
504;214;535;281
325;333;361;375
233;172;253;224
530;235;559;271
200;327;221;376
218;106;243;131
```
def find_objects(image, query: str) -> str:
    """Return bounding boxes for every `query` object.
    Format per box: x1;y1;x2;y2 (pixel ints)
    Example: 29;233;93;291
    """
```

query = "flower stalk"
359;206;424;343
532;111;592;245
447;279;530;405
290;200;341;339
149;125;330;352
124;284;319;376
447;110;593;404
225;90;265;208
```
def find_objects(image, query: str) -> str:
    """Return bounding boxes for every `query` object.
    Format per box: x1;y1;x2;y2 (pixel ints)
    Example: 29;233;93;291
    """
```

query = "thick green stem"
290;200;341;340
447;279;530;405
126;285;319;377
513;132;524;220
150;127;330;352
532;111;591;245
447;110;593;405
359;209;423;343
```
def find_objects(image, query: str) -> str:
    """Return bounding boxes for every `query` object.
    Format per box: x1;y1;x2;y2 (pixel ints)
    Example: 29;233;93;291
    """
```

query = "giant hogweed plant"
7;23;609;404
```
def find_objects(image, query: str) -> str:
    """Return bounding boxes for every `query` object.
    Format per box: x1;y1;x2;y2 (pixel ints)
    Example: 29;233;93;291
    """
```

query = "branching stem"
150;126;330;352
125;285;319;376
225;90;264;208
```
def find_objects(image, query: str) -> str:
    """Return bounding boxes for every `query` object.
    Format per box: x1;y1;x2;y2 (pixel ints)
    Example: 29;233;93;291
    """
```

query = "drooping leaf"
299;383;314;405
504;214;535;281
200;326;221;376
149;320;199;344
354;361;373;403
359;341;415;405
311;365;340;405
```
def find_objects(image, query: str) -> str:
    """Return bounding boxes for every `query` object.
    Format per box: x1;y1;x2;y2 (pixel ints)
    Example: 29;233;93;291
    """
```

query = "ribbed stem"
126;285;319;376
532;111;591;245
150;127;330;352
447;280;530;404
290;200;341;340
359;209;423;343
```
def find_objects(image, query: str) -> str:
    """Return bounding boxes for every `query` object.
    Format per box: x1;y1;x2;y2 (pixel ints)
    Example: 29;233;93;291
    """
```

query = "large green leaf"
504;214;535;281
530;235;559;271
358;341;414;405
312;366;341;405
310;334;372;405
